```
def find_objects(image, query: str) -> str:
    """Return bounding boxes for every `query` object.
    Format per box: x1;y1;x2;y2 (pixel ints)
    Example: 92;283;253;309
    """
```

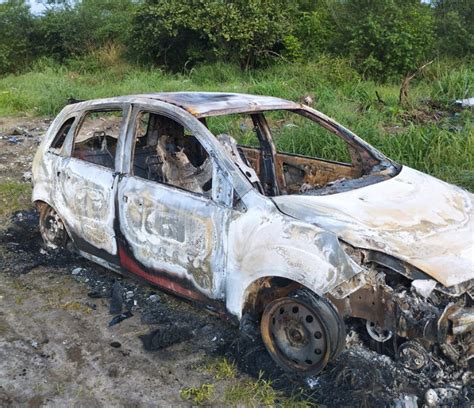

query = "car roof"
75;92;302;118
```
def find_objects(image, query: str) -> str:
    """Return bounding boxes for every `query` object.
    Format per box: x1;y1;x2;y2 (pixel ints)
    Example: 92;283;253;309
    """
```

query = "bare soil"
0;118;472;407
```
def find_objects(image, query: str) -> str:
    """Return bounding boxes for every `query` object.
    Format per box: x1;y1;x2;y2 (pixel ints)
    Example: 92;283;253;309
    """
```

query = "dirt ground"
0;117;472;407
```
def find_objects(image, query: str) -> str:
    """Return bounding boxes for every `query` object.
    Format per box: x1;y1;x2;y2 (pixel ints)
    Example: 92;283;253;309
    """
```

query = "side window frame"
47;114;78;157
128;108;216;199
124;103;253;208
68;103;130;172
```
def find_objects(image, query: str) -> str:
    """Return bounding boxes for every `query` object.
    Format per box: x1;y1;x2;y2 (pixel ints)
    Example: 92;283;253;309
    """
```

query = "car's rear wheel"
39;205;68;249
260;288;345;375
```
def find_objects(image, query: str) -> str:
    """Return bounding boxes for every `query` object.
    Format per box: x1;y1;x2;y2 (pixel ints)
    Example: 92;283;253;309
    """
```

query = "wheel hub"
266;300;328;369
285;320;308;347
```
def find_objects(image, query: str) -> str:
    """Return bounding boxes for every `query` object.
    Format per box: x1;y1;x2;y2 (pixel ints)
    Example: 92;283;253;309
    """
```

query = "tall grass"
0;55;472;190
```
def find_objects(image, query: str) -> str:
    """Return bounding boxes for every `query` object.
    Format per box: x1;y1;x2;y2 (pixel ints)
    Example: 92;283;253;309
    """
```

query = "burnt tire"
39;205;68;249
260;288;345;376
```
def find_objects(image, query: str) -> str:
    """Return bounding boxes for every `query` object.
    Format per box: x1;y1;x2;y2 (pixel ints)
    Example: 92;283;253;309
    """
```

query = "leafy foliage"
352;1;434;79
433;0;474;57
0;0;473;80
0;1;36;74
129;0;295;70
35;0;136;62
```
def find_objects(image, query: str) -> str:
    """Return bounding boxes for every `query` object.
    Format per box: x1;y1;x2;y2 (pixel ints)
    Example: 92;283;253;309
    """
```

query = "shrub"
128;0;295;71
344;0;435;80
0;1;36;74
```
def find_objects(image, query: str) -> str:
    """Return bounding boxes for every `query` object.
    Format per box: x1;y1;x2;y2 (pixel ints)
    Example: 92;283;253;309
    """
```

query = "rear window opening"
72;110;123;170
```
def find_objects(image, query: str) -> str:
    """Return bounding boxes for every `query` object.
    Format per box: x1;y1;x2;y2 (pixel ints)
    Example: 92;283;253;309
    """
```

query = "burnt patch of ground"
218;325;473;407
1;194;472;406
0;210;83;274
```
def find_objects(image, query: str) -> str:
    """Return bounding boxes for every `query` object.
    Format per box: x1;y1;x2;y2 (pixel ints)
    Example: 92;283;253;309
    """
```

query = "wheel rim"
40;207;66;248
261;297;330;374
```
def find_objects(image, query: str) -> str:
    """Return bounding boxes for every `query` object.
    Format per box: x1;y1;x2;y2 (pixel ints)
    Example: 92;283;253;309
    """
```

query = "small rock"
424;389;438;407
30;340;38;349
39;248;48;255
71;267;83;275
21;171;32;182
149;294;160;302
393;394;418;408
8;136;20;144
125;290;134;300
110;341;121;348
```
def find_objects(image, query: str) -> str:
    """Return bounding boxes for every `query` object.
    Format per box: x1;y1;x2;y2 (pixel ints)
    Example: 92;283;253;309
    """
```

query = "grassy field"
0;55;472;190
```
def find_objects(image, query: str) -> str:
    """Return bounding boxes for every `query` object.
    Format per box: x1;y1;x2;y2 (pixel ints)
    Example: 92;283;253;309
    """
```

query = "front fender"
225;201;362;318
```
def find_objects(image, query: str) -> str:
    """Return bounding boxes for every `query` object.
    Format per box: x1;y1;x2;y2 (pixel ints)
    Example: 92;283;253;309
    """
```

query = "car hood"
273;166;474;288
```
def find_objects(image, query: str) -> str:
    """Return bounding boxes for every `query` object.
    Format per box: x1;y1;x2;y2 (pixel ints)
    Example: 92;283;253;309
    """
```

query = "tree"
433;0;474;57
35;0;136;61
129;0;295;70
342;0;435;80
0;1;36;74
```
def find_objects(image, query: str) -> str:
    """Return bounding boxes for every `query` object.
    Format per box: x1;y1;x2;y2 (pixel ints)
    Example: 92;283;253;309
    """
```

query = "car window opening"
72;110;122;170
206;110;397;197
50;116;75;152
132;112;213;197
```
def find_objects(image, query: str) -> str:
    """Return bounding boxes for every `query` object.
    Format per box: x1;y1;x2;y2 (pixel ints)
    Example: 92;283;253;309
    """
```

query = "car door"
52;104;130;265
116;105;232;301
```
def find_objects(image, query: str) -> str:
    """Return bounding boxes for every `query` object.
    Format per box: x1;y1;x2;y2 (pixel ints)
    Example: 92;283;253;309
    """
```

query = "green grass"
203;357;238;380
180;383;215;405
223;372;314;408
0;182;31;220
0;56;472;190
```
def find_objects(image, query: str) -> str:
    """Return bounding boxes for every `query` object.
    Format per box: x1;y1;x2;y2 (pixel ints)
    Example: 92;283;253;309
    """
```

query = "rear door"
116;106;231;301
52;104;130;265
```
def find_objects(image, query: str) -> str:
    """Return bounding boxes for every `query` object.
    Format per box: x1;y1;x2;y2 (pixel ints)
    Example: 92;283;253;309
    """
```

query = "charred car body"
32;92;473;374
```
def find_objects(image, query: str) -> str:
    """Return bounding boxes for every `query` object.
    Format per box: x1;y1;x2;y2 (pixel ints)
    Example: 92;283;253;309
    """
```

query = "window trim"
128;109;215;199
69;105;128;171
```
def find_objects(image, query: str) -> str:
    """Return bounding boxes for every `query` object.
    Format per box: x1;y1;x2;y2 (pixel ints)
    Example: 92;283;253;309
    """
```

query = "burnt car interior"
50;117;75;151
61;106;397;200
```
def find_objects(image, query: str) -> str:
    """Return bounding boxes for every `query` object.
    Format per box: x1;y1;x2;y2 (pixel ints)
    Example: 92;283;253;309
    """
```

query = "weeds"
204;357;237;380
0;58;472;190
224;372;314;408
0;182;31;220
180;383;214;405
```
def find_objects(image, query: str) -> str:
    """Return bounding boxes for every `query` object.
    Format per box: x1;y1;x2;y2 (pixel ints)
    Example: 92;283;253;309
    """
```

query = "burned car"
32;92;473;375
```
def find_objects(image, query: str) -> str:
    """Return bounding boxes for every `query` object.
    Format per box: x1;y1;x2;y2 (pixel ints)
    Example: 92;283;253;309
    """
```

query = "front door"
117;110;230;301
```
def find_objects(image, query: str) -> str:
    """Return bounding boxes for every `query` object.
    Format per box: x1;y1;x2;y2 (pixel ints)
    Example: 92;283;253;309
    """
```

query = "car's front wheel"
260;288;345;375
39;204;68;249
